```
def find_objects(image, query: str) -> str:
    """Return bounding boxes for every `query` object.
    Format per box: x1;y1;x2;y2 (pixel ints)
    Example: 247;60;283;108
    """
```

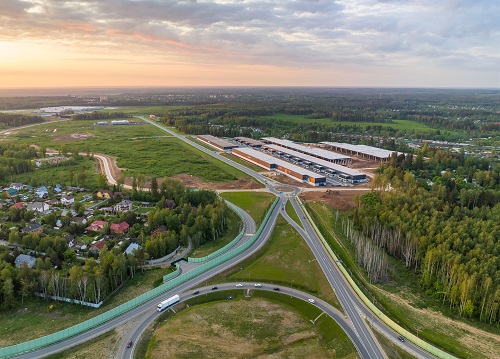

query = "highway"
124;282;368;359
9;117;436;359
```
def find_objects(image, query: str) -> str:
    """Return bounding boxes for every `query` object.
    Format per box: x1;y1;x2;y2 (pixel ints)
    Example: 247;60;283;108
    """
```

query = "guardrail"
296;197;458;359
187;202;245;263
0;197;279;358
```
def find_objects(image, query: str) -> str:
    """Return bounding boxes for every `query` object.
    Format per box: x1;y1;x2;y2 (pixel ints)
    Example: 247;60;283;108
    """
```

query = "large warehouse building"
320;142;399;162
261;137;352;165
263;144;366;183
232;147;326;186
197;135;238;151
234;137;265;148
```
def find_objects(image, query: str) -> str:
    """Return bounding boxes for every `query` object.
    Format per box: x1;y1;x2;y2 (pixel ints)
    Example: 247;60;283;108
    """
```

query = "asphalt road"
10;117;435;359
13;196;281;359
125;282;368;359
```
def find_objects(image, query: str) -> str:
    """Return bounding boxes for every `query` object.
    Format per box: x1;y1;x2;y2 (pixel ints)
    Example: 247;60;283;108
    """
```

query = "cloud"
0;0;498;86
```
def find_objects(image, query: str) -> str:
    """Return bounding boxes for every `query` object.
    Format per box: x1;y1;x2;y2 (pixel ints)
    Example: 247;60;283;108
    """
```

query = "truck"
157;294;180;312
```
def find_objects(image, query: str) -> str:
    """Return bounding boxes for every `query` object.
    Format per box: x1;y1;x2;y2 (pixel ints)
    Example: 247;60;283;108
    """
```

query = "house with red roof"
110;221;130;234
85;220;108;232
11;202;24;209
90;240;107;253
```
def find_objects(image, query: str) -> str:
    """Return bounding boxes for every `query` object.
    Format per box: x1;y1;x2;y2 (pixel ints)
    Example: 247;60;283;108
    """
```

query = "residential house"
64;234;76;247
21;222;43;235
115;199;133;212
10;183;24;191
15;254;37;268
85;220;108;232
4;188;17;198
113;192;123;199
90;240;107;253
61;195;74;206
125;243;141;255
53;184;62;194
46;198;60;206
151;225;167;237
70;217;87;225
164;199;177;210
110;221;130;234
26;202;50;214
11;202;24;209
36;186;48;198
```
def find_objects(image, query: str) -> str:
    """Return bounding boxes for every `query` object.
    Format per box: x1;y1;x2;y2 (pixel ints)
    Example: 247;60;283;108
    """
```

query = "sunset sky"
0;0;498;88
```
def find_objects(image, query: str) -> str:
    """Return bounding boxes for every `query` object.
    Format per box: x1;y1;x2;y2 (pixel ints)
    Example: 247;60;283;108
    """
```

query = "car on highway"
211;286;218;290
193;290;199;295
398;335;405;342
236;283;243;287
273;287;280;291
127;340;133;348
254;283;262;288
308;298;315;304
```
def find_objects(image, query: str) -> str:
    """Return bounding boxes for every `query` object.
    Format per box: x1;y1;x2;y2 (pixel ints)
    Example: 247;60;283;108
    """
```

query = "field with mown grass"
219;191;276;225
142;293;356;359
3;120;248;182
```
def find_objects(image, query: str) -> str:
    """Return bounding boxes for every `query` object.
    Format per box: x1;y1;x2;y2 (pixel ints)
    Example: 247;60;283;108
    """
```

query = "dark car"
193;290;199;295
398;335;405;342
211;286;218;290
273;287;280;291
127;340;133;348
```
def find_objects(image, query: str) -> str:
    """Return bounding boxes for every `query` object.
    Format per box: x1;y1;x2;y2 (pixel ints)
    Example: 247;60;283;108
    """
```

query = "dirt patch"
300;189;370;210
170;174;262;191
281;330;316;346
53;133;96;142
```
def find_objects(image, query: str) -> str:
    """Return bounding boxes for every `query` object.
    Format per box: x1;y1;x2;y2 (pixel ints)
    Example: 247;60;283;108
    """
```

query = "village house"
125;243;141;255
21;222;43;235
110;221;130;234
26;202;50;214
15;254;37;268
61;195;74;206
96;189;114;199
4;188;17;198
90;240;107;253
85;220;108;232
36;186;48;198
9;183;24;191
151;225;167;237
11;202;24;210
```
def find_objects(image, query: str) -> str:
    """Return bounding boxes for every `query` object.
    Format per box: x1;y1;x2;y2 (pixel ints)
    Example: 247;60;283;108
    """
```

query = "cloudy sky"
0;0;498;88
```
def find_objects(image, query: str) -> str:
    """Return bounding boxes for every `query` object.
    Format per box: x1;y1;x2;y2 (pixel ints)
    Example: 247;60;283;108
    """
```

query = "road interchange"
6;117;440;358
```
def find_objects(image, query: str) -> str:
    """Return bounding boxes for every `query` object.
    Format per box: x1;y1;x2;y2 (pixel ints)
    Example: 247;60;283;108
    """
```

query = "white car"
254;283;262;288
308;298;315;304
236;283;243;288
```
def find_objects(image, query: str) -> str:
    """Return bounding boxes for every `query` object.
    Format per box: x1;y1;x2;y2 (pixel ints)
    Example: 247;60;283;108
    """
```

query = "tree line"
355;147;499;324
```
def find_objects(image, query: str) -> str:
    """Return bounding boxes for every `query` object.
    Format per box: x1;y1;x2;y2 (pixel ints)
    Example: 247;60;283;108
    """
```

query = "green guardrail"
296;197;458;359
0;197;279;358
188;202;246;263
162;263;180;282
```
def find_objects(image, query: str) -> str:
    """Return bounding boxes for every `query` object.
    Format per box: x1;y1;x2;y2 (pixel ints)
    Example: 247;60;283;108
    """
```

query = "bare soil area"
300;189;370;210
53;133;96;142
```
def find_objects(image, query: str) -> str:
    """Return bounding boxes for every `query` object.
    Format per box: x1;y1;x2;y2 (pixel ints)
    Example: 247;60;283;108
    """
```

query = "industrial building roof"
198;135;238;149
234;137;265;147
320;141;399;159
233;147;325;179
263;144;364;177
261;137;351;161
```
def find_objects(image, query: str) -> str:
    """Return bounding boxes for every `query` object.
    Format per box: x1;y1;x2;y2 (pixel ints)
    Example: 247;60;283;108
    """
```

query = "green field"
219;191;276;225
262;114;457;135
227;216;339;308
3;120;249;182
305;201;500;359
0;267;173;346
141;292;356;359
285;200;302;227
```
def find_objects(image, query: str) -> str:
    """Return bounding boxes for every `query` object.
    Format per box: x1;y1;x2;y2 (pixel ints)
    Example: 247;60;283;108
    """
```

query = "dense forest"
0;179;229;308
72;112;132;121
354;148;499;324
0;113;44;128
